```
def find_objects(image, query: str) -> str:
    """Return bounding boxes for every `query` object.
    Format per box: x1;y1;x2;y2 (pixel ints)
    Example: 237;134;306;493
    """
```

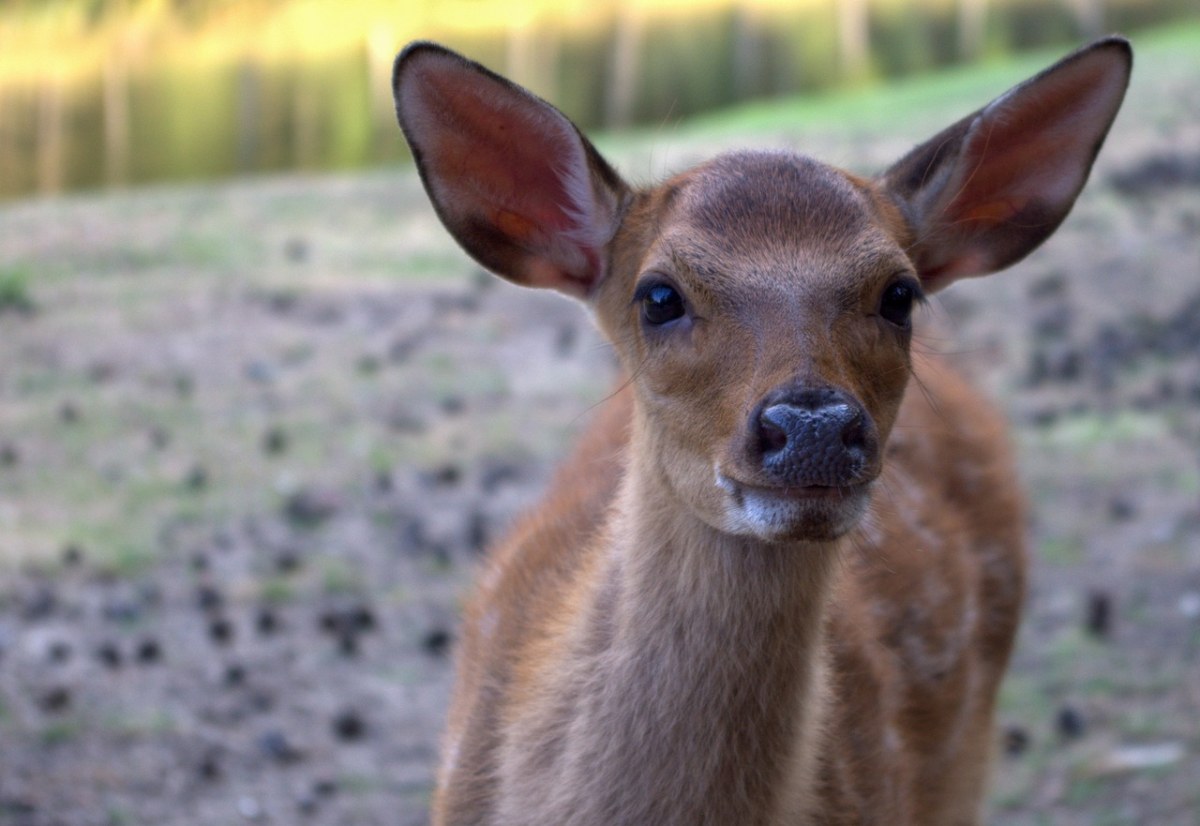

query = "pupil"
883;283;914;325
642;284;683;324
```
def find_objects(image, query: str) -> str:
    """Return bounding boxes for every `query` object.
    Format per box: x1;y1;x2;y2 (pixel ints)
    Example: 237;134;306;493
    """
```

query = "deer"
392;35;1131;825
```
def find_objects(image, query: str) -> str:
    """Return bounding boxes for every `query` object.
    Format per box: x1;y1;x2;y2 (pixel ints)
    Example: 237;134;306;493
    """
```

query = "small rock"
258;729;304;764
332;710;366;742
312;778;338;797
296;793;319;816
102;599;141;624
149;426;171;450
480;461;521;493
0;798;37;816
0;442;18;467
61;544;84;567
39;686;71;713
245;361;277;384
374;469;393;493
466;510;489;554
185;465;209;491
136;638;162;664
198;752;222;781
284;488;340;527
59;401;80;424
1108;495;1137;522
337;633;359;658
423;628;452;657
1085;590;1113;639
22;588;57;621
96;642;122;669
209;617;235;646
275;550;303;574
284;237;309;263
319;603;377;638
87;361;117;384
47;640;72;664
424;463;462;489
196;584;224;612
1003;725;1030;758
256;608;280;636
262;427;288;456
224;663;247;687
349;605;376;633
357;354;381;375
1056;705;1086;741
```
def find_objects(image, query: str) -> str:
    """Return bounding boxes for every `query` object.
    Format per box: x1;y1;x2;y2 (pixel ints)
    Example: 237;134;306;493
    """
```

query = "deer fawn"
393;36;1131;825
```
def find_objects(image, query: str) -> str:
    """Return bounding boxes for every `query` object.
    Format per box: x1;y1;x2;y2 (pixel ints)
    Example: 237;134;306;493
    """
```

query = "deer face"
594;152;918;541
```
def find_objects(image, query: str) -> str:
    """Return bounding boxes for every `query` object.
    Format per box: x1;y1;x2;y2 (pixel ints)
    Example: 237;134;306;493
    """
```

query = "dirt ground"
1;41;1199;826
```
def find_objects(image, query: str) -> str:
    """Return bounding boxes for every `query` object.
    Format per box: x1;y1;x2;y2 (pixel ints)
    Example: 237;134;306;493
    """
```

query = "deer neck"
570;421;841;823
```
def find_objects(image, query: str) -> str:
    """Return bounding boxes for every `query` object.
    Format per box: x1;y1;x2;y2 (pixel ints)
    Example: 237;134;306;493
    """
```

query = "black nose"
754;386;876;487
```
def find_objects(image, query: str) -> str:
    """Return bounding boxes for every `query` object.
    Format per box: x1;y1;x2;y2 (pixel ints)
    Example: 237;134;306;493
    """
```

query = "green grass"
0;264;35;314
604;18;1200;149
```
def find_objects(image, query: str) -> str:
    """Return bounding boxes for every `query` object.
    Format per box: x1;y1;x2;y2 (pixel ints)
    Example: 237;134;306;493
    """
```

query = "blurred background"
2;2;1200;825
2;0;1198;201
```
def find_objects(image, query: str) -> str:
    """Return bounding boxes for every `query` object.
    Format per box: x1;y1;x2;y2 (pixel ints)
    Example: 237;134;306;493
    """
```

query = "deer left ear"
882;36;1131;292
393;42;629;299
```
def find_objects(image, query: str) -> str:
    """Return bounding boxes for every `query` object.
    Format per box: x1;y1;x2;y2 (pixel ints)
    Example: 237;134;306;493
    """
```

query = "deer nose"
755;387;876;488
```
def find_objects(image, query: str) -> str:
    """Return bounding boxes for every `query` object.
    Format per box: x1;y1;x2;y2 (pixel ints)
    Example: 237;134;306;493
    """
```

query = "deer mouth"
715;469;873;541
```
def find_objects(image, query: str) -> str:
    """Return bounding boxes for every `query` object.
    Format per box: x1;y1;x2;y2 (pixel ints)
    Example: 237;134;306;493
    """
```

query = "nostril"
840;410;867;451
758;413;789;455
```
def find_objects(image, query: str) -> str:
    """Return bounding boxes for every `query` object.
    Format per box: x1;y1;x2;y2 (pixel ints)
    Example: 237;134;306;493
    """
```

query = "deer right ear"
882;36;1131;292
393;43;629;299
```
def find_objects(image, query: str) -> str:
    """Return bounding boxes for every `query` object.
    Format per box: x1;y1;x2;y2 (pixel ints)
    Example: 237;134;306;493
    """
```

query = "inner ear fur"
393;42;629;298
882;36;1132;291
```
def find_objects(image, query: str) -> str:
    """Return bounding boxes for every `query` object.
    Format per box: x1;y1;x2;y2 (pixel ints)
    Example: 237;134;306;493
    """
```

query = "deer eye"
879;280;920;328
637;282;686;326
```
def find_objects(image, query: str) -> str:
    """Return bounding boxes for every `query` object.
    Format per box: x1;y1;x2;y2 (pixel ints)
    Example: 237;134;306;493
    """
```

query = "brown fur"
392;36;1131;826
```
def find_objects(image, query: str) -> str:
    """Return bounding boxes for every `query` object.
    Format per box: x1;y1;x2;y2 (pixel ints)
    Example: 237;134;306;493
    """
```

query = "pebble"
0;442;19;466
196;584;224;612
262;427;288;455
61;545;84;567
258;729;304;764
209;617;235;646
284;488;340;527
1003;725;1030;758
332;710;366;742
1056;705;1086;741
136;638;162;664
256;608;280;636
39;686;71;713
96;642;122;669
198;752;221;781
423;628;452;658
1085;590;1112;639
224;663;247;687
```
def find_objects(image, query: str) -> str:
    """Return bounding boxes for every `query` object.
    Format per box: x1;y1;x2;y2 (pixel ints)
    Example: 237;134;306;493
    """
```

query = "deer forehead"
631;151;913;308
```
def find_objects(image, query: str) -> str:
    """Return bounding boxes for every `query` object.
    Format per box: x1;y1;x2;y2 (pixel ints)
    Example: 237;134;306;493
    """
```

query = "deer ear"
882;37;1131;292
393;42;629;299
